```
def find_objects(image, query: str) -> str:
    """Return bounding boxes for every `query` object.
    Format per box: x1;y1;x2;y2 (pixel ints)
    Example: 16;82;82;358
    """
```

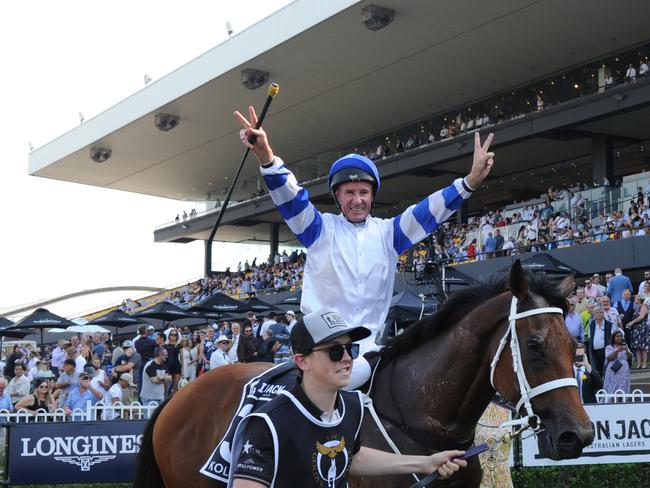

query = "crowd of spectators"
402;181;650;270
118;250;306;315
0;309;303;420
0;333;137;420
0;306;299;418
563;268;650;403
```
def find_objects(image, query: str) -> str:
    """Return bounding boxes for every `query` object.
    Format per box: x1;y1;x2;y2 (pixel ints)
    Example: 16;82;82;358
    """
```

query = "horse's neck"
378;297;508;445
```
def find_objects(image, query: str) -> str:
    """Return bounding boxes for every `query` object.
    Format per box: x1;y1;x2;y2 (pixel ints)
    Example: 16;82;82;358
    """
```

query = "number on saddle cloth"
199;362;299;482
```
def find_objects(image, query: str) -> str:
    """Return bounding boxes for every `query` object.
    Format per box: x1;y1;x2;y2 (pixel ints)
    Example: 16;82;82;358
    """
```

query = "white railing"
0;401;160;423
595;388;650;403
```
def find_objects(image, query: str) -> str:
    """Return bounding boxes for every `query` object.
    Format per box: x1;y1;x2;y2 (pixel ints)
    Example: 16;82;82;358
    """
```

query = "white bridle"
489;296;577;431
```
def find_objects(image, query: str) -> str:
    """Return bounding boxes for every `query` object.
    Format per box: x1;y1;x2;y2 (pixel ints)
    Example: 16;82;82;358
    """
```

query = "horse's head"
492;260;594;460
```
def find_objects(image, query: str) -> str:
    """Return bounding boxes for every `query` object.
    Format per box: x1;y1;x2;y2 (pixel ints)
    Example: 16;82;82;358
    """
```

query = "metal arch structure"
2;286;164;317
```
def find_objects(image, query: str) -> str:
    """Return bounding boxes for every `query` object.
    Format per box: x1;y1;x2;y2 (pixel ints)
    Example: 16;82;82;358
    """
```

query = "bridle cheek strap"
489;296;577;430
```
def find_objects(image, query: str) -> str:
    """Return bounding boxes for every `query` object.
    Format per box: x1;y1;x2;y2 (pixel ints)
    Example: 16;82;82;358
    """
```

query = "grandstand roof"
29;0;650;205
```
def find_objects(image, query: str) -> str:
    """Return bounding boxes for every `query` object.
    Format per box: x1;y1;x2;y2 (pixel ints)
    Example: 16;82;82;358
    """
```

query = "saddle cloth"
199;361;299;483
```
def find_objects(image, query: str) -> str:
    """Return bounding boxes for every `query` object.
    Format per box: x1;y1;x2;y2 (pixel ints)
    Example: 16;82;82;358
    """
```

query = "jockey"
235;107;495;388
229;309;466;487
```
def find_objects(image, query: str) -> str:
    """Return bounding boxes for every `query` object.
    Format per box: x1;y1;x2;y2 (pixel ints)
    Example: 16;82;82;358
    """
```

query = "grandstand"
28;0;650;287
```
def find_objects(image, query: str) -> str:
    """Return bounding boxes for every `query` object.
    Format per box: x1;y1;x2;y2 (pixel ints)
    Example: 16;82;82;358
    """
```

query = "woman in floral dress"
628;296;649;368
603;331;633;401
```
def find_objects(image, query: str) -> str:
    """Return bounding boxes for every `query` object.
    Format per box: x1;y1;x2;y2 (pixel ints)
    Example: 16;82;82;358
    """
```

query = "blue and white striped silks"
261;157;470;344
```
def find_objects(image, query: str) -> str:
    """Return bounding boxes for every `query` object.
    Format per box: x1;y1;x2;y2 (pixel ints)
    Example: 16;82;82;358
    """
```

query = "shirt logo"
313;436;349;487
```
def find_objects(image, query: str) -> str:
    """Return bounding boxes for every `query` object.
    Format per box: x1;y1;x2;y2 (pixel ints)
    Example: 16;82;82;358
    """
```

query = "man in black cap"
229;309;466;487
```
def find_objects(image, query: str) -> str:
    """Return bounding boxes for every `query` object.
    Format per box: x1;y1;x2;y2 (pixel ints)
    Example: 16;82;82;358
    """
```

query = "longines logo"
21;434;142;472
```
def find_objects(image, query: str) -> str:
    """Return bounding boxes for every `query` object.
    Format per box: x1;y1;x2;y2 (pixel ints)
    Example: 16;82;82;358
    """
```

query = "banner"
522;403;650;466
7;420;147;484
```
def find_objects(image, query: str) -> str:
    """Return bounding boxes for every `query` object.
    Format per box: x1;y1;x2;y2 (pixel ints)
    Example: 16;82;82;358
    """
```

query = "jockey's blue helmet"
328;154;381;196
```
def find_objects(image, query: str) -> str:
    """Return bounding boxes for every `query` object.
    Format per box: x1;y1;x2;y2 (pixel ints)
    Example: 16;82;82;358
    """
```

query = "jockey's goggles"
312;342;359;362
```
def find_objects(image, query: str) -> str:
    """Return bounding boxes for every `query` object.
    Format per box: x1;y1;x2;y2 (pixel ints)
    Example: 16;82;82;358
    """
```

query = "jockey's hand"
426;450;467;479
466;132;495;189
234;106;274;165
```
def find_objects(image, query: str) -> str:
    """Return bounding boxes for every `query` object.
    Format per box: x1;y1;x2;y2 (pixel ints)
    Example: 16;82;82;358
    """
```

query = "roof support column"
270;223;280;259
592;135;614;186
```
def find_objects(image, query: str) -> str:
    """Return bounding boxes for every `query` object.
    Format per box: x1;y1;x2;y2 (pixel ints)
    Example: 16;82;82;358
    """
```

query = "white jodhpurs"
346;334;382;390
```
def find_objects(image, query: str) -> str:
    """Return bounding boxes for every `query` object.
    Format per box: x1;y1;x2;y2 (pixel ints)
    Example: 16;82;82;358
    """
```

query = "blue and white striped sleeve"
260;157;323;248
391;178;471;255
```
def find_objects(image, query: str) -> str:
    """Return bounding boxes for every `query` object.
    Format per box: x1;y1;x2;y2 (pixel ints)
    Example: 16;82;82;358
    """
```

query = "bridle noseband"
490;296;578;431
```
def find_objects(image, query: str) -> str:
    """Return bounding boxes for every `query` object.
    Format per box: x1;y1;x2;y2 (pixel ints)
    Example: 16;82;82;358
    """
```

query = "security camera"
241;68;269;90
155;113;180;132
90;147;112;163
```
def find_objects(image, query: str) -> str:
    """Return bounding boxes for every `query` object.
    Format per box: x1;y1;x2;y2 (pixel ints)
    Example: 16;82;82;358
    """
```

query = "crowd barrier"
0;402;158;485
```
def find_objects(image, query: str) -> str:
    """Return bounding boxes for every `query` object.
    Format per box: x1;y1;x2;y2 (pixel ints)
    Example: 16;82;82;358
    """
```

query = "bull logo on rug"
313;436;349;487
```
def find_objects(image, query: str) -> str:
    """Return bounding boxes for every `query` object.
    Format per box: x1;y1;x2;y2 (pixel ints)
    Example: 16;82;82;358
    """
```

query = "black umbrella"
87;309;146;338
191;292;250;314
500;253;577;275
188;308;236;322
387;291;439;321
245;297;282;313
6;308;77;347
279;290;302;306
0;317;30;339
133;301;196;323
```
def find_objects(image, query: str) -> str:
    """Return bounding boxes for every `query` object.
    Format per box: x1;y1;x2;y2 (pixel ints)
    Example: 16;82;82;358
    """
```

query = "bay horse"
135;261;593;487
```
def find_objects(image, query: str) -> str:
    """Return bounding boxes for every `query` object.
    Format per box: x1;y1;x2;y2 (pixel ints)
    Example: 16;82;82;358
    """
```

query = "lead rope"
362;394;420;483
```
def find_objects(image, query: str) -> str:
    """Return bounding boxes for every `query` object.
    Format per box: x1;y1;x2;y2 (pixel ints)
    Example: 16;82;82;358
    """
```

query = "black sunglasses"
312;343;359;362
169;333;178;337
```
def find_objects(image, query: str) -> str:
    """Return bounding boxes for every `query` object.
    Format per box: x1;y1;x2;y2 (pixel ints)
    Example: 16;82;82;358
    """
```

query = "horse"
135;261;594;488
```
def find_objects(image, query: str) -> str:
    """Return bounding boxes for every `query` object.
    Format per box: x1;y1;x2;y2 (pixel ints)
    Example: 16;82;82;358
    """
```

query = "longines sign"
7;420;147;484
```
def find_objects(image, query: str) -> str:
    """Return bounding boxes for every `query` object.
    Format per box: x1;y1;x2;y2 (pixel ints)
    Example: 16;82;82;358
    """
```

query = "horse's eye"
527;337;544;352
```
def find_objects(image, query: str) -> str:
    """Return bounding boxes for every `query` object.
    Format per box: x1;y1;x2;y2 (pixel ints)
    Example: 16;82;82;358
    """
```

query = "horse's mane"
385;271;569;358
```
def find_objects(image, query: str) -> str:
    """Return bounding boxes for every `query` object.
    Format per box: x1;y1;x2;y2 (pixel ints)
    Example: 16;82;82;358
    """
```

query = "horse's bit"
489;295;578;432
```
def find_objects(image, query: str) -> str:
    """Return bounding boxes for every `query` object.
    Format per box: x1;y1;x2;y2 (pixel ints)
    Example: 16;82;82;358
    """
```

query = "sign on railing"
521;403;650;466
6;420;147;484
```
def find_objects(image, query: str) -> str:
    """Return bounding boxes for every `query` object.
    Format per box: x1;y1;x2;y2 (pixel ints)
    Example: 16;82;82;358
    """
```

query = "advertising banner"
522;403;650;466
7;420;146;484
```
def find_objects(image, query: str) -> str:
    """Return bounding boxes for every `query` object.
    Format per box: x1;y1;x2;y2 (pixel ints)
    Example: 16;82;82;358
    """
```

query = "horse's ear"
558;274;575;298
509;259;529;300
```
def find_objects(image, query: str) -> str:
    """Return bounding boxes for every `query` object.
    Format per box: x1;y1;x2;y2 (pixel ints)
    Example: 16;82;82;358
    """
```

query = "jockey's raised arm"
234;107;495;388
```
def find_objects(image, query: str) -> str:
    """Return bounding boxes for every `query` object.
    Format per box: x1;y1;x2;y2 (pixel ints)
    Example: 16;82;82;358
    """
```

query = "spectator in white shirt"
625;64;637;82
102;373;136;420
227;323;241;363
639;60;649;76
7;364;30;405
209;336;233;370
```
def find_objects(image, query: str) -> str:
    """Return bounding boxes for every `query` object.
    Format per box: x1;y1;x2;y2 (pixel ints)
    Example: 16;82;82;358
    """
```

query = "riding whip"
204;83;280;276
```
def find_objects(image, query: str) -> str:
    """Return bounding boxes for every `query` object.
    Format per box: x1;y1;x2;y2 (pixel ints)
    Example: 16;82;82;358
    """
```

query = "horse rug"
199;361;299;483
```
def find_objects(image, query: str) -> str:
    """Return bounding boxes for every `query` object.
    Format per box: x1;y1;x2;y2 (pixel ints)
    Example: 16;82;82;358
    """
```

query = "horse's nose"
556;425;593;459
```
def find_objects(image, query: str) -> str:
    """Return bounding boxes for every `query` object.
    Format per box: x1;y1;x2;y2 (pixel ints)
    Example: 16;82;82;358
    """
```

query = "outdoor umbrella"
6;308;77;347
191;292;250;315
500;253;577;275
245;296;282;313
387;291;439;321
0;318;30;339
87;309;145;337
188;309;236;322
133;301;197;323
279;290;302;306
